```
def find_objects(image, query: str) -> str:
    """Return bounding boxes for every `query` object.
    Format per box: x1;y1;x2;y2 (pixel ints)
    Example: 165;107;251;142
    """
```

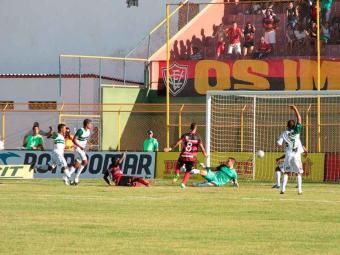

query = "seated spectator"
321;22;331;45
263;8;278;54
190;46;203;60
64;127;74;151
226;21;243;58
242;22;256;57
214;23;226;59
321;0;333;24
23;122;51;147
286;1;299;29
252;36;272;59
25;126;44;150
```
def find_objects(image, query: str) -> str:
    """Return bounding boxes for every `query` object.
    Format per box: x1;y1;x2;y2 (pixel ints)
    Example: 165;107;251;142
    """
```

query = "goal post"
206;90;340;182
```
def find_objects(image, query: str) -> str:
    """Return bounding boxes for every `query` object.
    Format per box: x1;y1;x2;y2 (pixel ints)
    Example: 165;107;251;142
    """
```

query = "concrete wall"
0;0;198;74
0;77;101;149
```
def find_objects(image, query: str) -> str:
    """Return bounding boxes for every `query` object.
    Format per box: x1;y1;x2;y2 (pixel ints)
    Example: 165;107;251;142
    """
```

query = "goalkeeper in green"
190;157;239;187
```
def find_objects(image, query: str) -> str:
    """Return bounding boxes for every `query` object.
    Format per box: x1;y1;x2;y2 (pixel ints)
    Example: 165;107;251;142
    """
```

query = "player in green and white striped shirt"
35;123;72;185
69;119;92;185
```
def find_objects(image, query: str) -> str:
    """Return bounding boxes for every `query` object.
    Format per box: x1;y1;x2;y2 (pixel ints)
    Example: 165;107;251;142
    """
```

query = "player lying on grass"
164;123;207;189
277;105;304;195
103;153;150;187
190;157;239;187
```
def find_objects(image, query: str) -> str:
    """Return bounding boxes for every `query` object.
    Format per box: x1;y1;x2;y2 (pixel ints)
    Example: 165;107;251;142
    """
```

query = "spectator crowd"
172;0;340;60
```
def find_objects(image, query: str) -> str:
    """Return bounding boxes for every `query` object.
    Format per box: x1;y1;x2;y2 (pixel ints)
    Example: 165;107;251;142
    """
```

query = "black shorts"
117;176;134;186
177;160;195;172
243;41;254;48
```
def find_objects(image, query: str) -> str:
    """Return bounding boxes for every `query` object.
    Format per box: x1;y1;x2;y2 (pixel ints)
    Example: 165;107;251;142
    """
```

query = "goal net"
206;91;340;182
59;114;101;151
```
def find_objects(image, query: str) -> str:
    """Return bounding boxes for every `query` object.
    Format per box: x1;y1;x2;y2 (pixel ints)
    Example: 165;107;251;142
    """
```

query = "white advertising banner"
0;150;155;179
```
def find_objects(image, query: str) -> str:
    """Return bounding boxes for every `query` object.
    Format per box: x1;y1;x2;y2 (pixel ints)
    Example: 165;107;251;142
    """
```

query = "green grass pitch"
0;179;340;255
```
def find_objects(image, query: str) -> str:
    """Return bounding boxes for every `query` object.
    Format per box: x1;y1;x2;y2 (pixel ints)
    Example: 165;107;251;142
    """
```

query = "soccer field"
0;180;340;255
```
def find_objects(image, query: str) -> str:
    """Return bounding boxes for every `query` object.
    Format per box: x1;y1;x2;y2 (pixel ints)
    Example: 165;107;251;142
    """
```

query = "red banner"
156;59;340;96
324;153;340;182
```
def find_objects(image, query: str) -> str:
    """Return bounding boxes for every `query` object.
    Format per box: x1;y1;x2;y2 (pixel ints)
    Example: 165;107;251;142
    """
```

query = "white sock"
36;165;50;171
63;168;71;178
69;166;76;176
190;169;200;174
297;175;302;193
282;174;288;192
276;171;281;187
75;165;85;183
195;182;213;187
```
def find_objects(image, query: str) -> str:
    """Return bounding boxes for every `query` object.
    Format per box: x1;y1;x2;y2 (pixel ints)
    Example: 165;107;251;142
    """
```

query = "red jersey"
110;165;123;185
227;27;242;44
258;41;271;52
179;132;202;162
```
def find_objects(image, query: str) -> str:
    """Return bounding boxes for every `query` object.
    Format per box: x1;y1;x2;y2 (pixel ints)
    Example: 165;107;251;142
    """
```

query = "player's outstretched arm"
290;105;302;124
164;138;182;152
276;154;285;162
199;143;208;157
119;152;126;164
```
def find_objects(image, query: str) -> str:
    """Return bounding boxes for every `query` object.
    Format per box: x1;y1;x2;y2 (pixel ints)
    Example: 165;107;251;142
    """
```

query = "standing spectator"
143;130;159;152
64;127;74;151
226;21;243;58
0;138;4;150
88;126;100;151
321;22;331;45
190;46;203;60
310;2;317;24
332;17;340;43
294;24;309;55
321;0;333;24
22;122;52;148
214;23;226;59
309;22;318;54
286;2;299;29
285;26;296;55
242;22;256;57
252;36;272;59
25;126;44;150
263;9;278;54
297;0;311;27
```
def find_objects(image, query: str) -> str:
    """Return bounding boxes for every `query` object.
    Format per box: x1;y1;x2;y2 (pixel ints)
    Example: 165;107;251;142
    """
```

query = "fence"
1;102;340;153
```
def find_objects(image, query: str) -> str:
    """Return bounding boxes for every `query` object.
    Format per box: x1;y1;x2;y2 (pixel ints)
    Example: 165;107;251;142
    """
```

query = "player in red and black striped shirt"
164;123;207;188
103;153;149;187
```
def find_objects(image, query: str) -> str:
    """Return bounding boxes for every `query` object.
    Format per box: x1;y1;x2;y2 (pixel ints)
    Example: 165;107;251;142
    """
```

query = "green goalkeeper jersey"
216;165;238;183
205;165;238;187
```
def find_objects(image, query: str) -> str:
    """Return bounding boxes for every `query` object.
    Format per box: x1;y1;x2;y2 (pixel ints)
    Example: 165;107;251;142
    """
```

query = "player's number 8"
185;142;193;152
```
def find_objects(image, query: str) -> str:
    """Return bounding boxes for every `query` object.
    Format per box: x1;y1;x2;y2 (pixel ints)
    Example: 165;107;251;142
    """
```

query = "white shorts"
278;161;284;172
75;147;87;161
283;153;303;174
228;43;241;55
264;30;276;44
51;151;67;168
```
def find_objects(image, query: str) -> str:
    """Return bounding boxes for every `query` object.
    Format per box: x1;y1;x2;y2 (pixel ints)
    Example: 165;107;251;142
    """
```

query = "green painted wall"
102;86;147;150
102;86;205;150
